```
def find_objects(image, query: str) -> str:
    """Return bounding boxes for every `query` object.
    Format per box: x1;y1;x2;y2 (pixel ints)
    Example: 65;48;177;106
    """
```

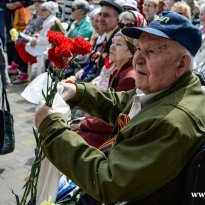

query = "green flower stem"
43;67;65;107
13;129;44;205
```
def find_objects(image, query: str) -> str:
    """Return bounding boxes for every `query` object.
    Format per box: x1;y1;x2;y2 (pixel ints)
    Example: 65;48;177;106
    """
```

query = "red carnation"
47;33;92;70
48;42;73;69
47;31;68;47
48;49;55;62
73;36;92;56
65;38;75;50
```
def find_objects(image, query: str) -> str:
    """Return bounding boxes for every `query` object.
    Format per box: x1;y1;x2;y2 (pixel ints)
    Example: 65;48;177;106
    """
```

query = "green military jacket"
39;72;205;205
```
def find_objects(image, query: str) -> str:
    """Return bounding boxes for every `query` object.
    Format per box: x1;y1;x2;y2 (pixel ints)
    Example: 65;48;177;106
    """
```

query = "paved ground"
0;83;36;205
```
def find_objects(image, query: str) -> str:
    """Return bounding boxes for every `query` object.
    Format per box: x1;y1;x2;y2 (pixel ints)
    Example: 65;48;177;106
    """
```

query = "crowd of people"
0;0;204;86
1;0;205;204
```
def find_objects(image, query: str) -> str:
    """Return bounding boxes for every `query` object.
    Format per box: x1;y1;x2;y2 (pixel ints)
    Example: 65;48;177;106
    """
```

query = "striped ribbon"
99;113;130;155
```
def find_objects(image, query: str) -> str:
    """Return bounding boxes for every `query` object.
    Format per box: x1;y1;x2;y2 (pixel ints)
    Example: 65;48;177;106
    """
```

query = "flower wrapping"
21;72;70;119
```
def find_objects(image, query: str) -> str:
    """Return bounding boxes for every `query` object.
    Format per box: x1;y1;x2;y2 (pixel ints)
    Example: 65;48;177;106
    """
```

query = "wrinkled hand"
35;101;59;129
60;82;77;101
75;69;84;80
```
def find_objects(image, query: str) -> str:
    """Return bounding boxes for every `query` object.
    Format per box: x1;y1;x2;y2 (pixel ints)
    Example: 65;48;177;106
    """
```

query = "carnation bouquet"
44;31;92;106
13;31;92;205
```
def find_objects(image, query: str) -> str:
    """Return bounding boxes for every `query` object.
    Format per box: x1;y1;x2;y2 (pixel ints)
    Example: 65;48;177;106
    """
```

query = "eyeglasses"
118;22;135;29
143;3;156;8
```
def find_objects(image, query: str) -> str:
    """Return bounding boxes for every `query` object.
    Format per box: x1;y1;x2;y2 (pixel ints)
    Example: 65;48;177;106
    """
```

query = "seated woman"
66;0;94;39
7;0;45;75
9;1;59;84
72;32;138;148
74;9;147;83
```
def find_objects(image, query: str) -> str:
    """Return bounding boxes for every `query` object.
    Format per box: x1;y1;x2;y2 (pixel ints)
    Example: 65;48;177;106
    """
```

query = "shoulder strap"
1;88;11;112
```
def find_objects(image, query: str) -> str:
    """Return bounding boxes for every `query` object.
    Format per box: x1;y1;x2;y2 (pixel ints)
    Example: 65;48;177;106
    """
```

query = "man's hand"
61;82;77;101
35;101;58;128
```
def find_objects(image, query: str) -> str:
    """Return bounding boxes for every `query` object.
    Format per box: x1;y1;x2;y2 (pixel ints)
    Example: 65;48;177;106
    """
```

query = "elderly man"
35;11;205;205
86;0;123;79
72;0;123;82
94;0;123;75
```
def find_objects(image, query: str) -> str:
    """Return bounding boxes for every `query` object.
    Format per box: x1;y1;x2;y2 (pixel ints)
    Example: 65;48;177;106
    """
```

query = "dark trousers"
6;40;15;65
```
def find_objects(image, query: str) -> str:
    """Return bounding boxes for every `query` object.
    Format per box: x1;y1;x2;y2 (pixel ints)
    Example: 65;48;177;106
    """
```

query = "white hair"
72;0;91;14
41;2;59;14
90;7;101;17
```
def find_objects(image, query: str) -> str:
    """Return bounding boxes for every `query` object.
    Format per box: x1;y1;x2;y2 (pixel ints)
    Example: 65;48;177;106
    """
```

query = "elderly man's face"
133;33;189;94
99;6;119;33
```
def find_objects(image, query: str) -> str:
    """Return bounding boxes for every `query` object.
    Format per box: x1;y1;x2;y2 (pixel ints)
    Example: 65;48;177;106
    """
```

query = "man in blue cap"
35;11;205;205
92;0;123;76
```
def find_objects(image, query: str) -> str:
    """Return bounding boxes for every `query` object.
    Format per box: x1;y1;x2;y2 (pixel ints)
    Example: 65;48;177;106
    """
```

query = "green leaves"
12;128;44;205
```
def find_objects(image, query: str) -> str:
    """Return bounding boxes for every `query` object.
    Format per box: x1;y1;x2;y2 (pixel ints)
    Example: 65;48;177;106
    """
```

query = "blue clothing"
67;16;93;39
